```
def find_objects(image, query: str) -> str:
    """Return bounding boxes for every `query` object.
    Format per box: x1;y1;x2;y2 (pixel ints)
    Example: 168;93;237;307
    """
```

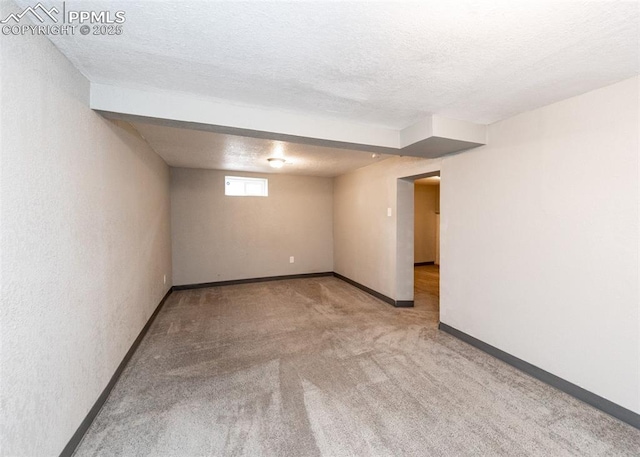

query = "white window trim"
224;176;269;197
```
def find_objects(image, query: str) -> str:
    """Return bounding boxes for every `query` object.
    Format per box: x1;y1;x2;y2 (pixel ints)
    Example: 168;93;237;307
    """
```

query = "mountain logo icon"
1;3;59;24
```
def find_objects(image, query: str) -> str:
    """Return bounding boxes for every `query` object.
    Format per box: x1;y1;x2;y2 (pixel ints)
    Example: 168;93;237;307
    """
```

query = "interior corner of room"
1;1;639;456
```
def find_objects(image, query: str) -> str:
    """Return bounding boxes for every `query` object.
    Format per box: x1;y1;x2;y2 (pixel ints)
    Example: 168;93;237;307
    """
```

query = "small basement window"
225;176;268;197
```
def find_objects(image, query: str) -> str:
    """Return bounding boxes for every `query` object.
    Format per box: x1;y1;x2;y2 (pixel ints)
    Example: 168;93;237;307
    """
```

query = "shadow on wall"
414;176;440;265
394;170;441;303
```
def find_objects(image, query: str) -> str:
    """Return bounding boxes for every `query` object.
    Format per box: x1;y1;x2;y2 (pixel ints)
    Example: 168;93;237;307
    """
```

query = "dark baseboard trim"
333;272;414;308
414;261;435;266
176;271;415;308
173;272;334;290
438;322;640;430
59;288;174;457
60;272;415;455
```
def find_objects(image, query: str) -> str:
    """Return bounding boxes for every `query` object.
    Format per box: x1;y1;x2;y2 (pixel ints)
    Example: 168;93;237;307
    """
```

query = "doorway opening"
413;174;440;323
395;169;440;318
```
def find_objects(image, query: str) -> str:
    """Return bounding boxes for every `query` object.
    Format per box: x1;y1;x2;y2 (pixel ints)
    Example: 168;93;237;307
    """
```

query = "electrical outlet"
289;256;295;263
163;274;166;285
387;207;392;217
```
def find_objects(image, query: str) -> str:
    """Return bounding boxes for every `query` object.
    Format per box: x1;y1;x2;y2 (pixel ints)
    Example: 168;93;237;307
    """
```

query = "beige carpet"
74;268;640;456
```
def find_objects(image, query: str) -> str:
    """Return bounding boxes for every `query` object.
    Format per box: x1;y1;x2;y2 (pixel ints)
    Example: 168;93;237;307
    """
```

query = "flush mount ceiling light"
267;158;286;169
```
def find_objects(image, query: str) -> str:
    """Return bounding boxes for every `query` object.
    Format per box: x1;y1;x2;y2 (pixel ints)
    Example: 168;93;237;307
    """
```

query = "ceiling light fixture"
267;158;286;169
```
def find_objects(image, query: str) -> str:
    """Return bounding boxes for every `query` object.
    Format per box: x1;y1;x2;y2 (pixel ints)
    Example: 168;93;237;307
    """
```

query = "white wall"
171;168;333;285
0;10;172;456
334;157;441;300
333;76;639;414
414;184;439;263
441;76;639;414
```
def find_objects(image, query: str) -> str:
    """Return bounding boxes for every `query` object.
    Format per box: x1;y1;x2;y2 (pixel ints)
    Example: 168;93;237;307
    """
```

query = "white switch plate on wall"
289;256;294;263
387;207;392;217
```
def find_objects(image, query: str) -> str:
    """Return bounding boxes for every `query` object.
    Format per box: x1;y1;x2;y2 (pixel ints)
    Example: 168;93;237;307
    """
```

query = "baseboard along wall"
173;272;334;290
59;273;638;456
59;288;173;457
332;272;414;307
438;322;639;430
175;272;414;308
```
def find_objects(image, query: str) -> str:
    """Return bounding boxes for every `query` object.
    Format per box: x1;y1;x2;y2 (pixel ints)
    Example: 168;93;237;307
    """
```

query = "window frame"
224;176;269;197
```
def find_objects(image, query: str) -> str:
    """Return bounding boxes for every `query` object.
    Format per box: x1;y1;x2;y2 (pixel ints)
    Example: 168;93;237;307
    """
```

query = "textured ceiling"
36;0;639;129
131;122;390;177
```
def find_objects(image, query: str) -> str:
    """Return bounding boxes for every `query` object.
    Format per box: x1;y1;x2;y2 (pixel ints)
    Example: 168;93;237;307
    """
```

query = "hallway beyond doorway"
414;264;439;324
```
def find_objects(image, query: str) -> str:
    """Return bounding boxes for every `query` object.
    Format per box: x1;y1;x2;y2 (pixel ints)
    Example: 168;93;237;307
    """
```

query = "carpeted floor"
74;266;640;456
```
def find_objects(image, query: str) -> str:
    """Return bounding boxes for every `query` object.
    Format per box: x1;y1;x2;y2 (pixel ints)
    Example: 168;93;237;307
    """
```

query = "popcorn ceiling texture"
334;76;640;415
134;122;390;177
0;2;173;455
37;0;640;128
1;2;639;456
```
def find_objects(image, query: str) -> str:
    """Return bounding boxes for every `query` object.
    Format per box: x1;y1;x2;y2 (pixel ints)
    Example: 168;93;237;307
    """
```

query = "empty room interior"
1;1;640;456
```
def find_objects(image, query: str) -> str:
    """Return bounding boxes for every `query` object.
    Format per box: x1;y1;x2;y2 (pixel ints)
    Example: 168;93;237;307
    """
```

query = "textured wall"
440;77;639;414
171;168;333;285
333;156;441;300
334;76;639;414
0;11;172;457
414;184;439;263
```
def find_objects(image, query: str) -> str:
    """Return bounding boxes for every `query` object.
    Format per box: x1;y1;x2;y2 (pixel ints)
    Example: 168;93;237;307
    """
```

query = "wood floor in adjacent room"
75;270;640;456
414;264;440;321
